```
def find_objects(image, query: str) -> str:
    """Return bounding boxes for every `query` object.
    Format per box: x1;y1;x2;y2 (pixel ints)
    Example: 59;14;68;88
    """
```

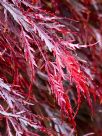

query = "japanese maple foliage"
0;0;102;135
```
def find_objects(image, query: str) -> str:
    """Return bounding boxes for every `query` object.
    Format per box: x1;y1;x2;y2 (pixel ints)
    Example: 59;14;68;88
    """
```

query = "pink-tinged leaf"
45;61;75;126
21;30;36;81
33;24;54;51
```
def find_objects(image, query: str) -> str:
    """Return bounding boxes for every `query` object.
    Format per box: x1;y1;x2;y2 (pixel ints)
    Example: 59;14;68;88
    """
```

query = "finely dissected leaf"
0;0;102;136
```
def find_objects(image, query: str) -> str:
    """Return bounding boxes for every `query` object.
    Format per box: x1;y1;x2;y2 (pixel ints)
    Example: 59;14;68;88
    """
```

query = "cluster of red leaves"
0;0;102;135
